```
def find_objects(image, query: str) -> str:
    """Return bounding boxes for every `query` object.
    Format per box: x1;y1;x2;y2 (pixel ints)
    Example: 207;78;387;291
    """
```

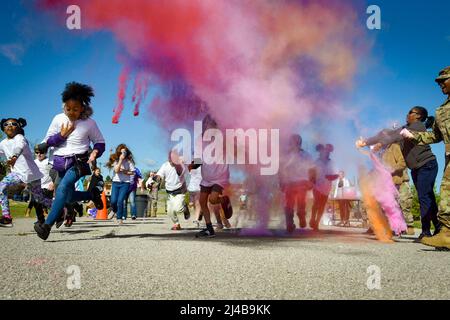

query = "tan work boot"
421;226;450;250
406;227;415;236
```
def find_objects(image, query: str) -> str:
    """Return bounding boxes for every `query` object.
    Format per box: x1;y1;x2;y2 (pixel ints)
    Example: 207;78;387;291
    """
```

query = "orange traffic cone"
96;191;108;220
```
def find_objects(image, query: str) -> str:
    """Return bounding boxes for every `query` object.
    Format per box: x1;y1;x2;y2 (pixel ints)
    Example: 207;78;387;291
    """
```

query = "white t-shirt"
187;167;202;192
313;158;337;196
0;134;43;183
156;161;186;191
279;149;314;184
34;158;53;189
112;159;135;183
201;163;229;188
44;113;105;156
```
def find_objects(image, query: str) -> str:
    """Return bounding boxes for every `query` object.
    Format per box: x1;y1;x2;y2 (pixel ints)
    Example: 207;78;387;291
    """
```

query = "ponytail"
424;116;435;129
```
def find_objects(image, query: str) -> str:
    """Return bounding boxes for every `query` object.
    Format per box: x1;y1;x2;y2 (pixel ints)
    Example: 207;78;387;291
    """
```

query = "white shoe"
108;210;116;220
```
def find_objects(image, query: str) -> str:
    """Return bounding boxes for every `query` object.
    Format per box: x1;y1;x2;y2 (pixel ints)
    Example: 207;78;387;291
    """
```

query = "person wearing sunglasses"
401;66;450;249
356;106;439;240
0;118;52;227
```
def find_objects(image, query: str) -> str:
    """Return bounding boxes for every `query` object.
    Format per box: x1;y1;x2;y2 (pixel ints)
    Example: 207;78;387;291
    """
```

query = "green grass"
8;191;169;219
8;201;30;218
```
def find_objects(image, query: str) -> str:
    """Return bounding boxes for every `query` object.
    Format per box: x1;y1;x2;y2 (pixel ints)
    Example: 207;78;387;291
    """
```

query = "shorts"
189;191;200;203
200;184;224;194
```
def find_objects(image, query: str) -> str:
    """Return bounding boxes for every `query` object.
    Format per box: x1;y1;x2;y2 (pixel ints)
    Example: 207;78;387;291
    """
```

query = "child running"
34;82;105;240
187;164;203;228
0;118;52;226
279;134;315;233
195;114;233;238
25;145;54;219
310;144;338;231
152;150;189;230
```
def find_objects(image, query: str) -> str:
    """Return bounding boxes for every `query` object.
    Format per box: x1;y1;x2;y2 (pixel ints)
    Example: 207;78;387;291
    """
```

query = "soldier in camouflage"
402;66;450;249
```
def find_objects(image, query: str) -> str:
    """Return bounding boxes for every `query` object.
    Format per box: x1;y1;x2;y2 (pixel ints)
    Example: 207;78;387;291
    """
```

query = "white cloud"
143;158;157;167
0;43;25;65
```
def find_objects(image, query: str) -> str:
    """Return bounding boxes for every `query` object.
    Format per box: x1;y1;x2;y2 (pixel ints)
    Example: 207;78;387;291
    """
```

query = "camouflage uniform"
412;66;450;249
381;143;414;229
147;181;159;217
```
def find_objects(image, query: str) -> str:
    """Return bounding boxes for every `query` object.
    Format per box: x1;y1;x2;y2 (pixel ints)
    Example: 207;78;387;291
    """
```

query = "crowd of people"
0;66;449;250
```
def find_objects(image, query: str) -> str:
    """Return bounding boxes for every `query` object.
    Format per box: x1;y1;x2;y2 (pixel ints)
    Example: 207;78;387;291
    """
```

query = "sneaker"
221;196;233;219
108;210;116;220
223;220;232;229
131;216;136;220
414;232;432;243
0;215;13;227
55;210;65;229
195;228;216;238
287;223;296;234
34;222;51;240
64;217;73;227
91;187;104;210
183;205;190;220
171;224;181;231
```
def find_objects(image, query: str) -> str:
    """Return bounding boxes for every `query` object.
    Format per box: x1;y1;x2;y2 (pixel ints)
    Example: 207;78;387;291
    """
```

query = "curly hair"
61;82;94;119
1;117;27;135
106;144;135;168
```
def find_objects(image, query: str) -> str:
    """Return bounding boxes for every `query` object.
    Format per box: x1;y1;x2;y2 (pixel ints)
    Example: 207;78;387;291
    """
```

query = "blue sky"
0;0;449;187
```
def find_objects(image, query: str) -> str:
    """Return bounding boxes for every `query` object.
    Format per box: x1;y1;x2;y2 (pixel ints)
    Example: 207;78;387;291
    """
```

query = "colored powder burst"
368;152;407;235
37;0;367;130
359;166;393;243
37;0;369;234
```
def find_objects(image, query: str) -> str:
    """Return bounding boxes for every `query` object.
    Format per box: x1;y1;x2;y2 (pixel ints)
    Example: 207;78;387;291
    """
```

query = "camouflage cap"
435;66;450;82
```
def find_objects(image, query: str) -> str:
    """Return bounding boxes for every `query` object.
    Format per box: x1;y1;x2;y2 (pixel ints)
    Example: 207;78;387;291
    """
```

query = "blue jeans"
111;182;130;220
46;167;92;226
411;159;439;233
127;190;137;218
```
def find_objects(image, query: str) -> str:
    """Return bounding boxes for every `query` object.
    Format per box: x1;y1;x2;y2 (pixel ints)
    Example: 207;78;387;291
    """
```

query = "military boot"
421;225;450;250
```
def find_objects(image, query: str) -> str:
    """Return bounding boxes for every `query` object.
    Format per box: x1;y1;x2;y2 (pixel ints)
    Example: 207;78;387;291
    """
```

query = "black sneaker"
0;216;13;228
221;196;233;219
183;205;190;220
91;187;104;210
195;228;216;238
55;209;66;229
414;232;432;243
131;216;136;220
64;217;73;227
34;222;51;240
